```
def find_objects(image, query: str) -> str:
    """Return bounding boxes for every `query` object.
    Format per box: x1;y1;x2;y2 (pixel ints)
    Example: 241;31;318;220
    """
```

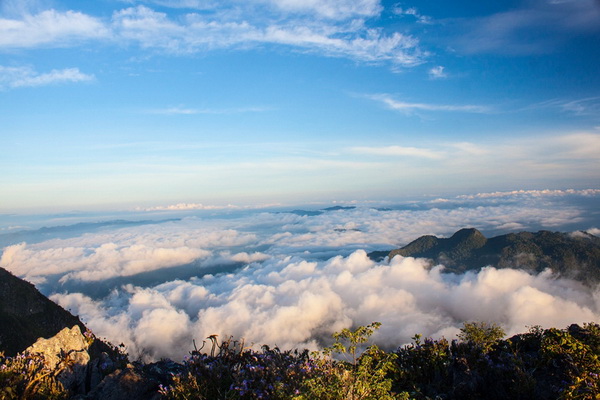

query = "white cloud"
0;9;109;48
428;65;447;79
141;203;240;211
527;97;600;117
0;66;94;90
260;26;424;66
0;220;260;285
228;251;270;263
4;191;599;360
112;6;187;51
123;0;382;19
111;5;424;66
264;0;382;19
368;93;491;114
457;188;600;200
0;241;212;283
6;191;597;288
121;0;218;9
151;106;272;115
350;145;443;159
587;228;600;236
51;251;600;361
557;97;600;116
449;142;489;156
553;132;600;159
0;3;425;68
392;5;432;24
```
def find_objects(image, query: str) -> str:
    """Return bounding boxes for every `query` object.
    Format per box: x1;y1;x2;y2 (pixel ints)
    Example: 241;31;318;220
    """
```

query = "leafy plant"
539;325;600;399
296;322;405;400
457;321;505;352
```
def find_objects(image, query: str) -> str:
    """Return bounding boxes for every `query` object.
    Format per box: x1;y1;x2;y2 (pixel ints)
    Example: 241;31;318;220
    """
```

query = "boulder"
26;325;91;393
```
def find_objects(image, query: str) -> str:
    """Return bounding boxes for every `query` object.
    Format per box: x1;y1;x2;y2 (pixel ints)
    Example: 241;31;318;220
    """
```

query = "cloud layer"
50;251;600;362
2;190;599;361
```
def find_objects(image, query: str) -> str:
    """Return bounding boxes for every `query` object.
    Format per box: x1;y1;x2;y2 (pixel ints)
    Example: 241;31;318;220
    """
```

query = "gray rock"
26;325;91;393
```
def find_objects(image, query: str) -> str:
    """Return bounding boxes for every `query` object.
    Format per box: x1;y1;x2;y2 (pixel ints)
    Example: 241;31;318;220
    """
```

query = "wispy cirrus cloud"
367;93;491;114
123;0;383;19
529;97;600;117
349;145;443;159
0;3;426;69
263;0;383;19
0;65;94;90
150;105;272;115
111;5;425;66
117;0;218;10
392;5;432;24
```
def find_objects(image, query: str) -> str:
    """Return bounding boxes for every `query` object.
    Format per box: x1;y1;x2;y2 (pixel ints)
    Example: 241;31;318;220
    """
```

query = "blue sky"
1;0;599;211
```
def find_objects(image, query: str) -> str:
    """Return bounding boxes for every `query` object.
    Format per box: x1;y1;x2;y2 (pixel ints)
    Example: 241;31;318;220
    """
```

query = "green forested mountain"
385;228;600;282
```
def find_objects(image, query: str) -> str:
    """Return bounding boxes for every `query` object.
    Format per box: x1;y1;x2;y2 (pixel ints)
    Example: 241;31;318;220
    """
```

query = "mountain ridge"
379;228;600;282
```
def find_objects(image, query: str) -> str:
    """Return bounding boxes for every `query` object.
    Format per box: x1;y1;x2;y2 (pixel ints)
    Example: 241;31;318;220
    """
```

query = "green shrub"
296;322;406;400
539;324;600;399
457;321;505;352
154;322;600;400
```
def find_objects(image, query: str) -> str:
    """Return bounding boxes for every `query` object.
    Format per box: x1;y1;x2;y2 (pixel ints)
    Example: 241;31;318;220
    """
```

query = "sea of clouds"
1;189;599;361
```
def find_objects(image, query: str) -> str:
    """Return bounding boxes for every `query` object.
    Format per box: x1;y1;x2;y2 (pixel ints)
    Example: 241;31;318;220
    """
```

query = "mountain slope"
0;266;86;356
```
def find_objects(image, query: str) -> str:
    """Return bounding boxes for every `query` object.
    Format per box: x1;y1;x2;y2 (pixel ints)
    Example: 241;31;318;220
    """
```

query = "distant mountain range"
370;228;600;283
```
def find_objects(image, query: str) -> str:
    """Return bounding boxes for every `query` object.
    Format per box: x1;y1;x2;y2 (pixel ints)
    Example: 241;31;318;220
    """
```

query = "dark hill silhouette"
379;228;600;282
0;266;86;356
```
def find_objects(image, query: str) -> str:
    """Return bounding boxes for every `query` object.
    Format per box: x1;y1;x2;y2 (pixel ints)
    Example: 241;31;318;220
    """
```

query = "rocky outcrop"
27;325;90;369
14;322;182;399
26;325;91;393
20;324;172;399
0;267;137;397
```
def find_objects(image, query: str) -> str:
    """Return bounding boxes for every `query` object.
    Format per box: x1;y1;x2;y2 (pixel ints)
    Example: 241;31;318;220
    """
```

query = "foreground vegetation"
1;322;599;399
